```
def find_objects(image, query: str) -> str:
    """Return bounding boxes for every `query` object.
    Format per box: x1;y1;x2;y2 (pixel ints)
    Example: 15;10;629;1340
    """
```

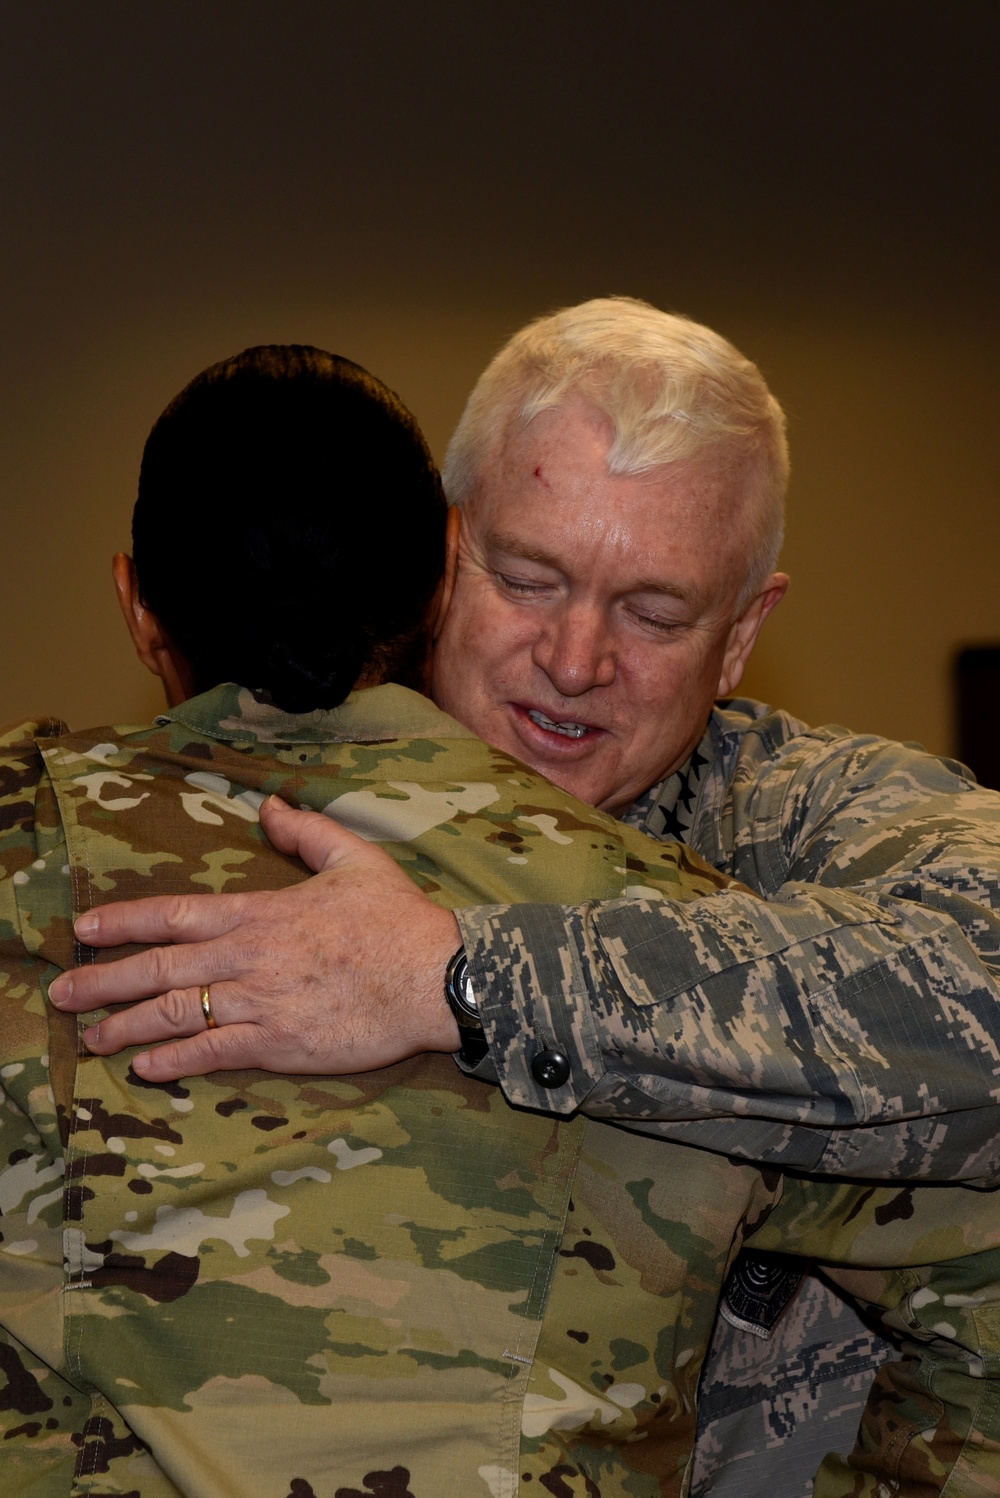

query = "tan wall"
737;312;1000;752
2;7;997;756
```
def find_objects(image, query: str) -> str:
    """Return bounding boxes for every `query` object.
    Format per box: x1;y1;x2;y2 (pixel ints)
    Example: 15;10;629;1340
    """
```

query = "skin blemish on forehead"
434;400;786;812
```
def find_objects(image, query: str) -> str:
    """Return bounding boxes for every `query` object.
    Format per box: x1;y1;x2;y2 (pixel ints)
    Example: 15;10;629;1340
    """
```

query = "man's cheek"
472;609;531;668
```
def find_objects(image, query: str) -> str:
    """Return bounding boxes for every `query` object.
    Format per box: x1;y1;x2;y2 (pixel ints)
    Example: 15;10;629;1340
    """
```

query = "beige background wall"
2;4;997;756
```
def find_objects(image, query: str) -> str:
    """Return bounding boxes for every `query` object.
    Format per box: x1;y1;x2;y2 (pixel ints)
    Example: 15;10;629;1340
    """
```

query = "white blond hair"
442;296;788;611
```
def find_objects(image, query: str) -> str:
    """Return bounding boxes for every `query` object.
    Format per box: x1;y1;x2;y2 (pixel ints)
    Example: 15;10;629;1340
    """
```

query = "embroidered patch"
719;1250;804;1338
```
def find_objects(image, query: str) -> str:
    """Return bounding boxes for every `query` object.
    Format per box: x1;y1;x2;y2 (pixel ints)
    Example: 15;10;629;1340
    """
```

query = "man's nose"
530;604;616;696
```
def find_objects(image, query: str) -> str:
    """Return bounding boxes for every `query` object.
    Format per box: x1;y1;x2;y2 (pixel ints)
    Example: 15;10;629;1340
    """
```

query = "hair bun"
262;633;370;714
132;345;447;712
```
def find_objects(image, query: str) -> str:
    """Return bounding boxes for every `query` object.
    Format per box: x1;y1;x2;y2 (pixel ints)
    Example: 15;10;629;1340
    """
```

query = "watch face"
446;950;479;1023
459;966;477;1013
445;948;488;1064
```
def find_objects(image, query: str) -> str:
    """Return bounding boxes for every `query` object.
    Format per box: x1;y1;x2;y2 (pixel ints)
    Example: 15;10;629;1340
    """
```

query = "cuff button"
530;1049;571;1089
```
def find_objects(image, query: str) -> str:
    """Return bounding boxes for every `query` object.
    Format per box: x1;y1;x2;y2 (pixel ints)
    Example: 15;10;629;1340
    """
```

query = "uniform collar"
619;719;716;843
158;682;477;746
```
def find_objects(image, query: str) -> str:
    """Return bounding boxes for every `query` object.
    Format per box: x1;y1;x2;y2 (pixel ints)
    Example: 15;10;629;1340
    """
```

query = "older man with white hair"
431;298;788;818
52;298;1000;1494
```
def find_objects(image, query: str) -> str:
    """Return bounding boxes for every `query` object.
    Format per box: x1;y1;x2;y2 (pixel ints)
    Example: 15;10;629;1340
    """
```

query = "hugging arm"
459;731;1000;1181
457;874;1000;1181
52;735;1000;1182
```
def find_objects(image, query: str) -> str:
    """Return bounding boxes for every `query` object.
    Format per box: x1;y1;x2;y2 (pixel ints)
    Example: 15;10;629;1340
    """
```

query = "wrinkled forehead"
469;425;756;626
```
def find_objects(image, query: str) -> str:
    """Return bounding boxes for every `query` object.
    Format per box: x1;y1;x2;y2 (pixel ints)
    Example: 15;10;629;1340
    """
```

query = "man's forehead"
470;439;738;541
480;399;737;505
497;396;613;472
460;434;753;617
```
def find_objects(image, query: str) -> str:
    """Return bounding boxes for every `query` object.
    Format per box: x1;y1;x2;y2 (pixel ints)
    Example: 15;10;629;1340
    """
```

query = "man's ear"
431;506;463;641
112;553;194;706
717;572;789;698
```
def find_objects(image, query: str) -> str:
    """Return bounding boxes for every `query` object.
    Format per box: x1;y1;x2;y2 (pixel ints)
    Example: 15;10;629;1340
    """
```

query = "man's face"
432;399;784;813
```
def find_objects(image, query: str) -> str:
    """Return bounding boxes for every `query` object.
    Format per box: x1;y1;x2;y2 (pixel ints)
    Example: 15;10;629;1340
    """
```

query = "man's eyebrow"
485;531;702;605
485;531;563;567
625;576;698;603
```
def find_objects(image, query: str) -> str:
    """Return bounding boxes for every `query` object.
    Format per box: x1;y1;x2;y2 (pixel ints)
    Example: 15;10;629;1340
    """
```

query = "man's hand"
48;797;462;1081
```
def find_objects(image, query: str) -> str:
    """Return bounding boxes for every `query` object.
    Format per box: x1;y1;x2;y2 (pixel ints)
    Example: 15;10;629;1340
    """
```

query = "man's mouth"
526;708;591;739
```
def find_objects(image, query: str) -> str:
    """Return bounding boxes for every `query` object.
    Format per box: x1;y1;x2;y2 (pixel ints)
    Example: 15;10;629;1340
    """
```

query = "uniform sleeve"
456;735;1000;1183
815;1250;1000;1496
0;721;73;1144
0;727;86;1469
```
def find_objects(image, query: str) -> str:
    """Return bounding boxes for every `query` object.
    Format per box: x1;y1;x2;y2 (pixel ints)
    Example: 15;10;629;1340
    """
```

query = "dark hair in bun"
132;345;447;712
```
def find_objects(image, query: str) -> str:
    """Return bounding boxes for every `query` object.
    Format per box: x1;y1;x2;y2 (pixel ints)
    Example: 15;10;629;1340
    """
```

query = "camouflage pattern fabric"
457;697;1000;1182
690;1273;894;1498
691;1183;1000;1497
0;684;773;1498
4;685;1000;1496
753;1175;1000;1495
632;722;888;1498
455;696;1000;1495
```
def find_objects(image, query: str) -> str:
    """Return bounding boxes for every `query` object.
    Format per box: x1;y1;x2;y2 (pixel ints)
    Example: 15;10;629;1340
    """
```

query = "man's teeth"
528;709;589;739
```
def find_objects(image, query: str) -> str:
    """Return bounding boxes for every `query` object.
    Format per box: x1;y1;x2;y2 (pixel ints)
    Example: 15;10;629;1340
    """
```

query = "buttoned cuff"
453;904;608;1113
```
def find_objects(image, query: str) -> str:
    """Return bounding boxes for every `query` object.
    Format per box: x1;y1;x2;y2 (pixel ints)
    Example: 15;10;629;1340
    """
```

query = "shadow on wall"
954;646;1000;790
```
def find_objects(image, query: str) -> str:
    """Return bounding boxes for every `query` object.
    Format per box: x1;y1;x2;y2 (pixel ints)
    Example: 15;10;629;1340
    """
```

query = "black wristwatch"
444;946;490;1066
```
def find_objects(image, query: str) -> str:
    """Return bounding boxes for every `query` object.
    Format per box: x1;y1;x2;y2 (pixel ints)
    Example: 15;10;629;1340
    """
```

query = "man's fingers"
81;986;227;1054
45;804;459;1078
72;891;249;948
130;1023;270;1083
49;936;247;1011
260;796;376;873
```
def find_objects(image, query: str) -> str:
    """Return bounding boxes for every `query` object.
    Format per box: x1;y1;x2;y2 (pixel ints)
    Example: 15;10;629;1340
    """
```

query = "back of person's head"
442;297;789;609
133;345;446;712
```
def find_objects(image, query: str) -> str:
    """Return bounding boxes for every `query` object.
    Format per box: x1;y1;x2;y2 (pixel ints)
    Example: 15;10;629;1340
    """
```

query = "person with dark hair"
0;344;818;1494
128;344;446;711
4;342;1000;1498
47;304;1000;1496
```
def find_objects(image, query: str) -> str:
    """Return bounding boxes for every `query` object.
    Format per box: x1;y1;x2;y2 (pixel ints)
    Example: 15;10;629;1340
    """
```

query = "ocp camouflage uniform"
455;696;1000;1495
2;686;1000;1497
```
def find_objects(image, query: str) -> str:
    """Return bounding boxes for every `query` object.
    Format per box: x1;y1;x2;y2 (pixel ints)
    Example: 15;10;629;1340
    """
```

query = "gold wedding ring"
200;986;218;1030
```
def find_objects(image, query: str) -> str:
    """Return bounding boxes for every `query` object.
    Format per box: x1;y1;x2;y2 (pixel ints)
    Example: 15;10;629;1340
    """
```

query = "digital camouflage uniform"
455;697;1000;1496
2;685;1000;1498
